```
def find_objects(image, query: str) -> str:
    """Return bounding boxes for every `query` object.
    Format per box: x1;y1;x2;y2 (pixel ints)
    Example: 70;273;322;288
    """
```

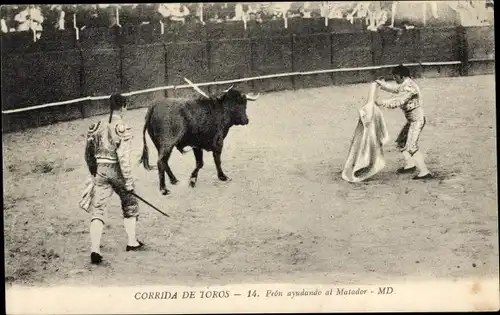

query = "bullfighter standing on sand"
375;65;433;180
84;93;145;265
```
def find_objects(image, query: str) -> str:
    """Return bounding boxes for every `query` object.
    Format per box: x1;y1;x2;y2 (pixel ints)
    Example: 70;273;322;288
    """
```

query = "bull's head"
219;85;260;126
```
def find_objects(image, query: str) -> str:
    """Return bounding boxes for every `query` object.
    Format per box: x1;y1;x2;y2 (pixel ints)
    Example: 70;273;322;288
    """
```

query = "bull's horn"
245;93;260;101
223;85;234;93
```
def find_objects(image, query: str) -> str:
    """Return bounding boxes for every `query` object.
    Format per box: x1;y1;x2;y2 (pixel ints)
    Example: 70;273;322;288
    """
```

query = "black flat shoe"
90;252;103;264
397;166;417;174
126;240;146;252
413;173;433;180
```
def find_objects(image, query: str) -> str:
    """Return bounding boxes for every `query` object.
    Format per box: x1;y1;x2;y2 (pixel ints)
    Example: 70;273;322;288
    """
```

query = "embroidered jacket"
85;113;134;188
377;78;421;113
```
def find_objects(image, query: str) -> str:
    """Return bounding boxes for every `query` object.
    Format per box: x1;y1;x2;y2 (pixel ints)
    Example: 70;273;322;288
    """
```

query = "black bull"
139;87;259;195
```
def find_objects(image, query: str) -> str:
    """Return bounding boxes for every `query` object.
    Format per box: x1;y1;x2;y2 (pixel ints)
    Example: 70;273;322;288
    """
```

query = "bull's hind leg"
163;146;179;186
189;148;204;188
165;160;179;186
158;146;177;195
157;158;169;195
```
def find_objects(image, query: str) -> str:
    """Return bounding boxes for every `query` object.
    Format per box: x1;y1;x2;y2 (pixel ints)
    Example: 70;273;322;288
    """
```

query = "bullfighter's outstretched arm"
375;80;400;93
115;121;135;191
376;83;418;109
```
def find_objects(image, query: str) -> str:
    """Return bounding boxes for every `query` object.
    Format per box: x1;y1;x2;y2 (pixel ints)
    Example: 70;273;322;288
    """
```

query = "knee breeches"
396;117;426;155
90;163;139;223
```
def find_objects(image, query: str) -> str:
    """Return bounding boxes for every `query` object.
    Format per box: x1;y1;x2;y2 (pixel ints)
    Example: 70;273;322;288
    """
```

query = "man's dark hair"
392;64;411;78
109;93;127;122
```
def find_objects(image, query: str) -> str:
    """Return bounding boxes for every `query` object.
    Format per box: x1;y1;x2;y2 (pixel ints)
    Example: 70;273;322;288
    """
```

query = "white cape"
342;82;390;182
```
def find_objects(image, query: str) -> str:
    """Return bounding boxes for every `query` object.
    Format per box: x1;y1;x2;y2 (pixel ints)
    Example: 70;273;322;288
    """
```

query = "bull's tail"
139;106;155;170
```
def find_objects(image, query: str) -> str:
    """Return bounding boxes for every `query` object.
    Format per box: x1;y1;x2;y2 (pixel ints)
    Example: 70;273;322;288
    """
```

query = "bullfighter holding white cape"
343;65;433;182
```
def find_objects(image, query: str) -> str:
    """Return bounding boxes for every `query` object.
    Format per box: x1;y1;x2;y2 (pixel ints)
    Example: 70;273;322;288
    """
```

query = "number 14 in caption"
247;290;259;298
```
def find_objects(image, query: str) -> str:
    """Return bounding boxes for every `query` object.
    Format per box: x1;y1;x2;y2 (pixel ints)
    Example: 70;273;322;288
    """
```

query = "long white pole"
1;61;465;115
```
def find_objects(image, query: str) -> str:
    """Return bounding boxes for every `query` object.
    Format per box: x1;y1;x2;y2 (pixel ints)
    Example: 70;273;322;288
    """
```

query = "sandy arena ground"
3;75;498;287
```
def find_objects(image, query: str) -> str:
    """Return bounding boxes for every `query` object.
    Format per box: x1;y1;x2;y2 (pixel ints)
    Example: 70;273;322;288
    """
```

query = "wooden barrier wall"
0;20;495;133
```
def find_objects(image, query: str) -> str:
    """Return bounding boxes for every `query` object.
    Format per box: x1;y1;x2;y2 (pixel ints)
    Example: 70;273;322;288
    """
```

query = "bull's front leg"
189;147;204;188
213;149;229;181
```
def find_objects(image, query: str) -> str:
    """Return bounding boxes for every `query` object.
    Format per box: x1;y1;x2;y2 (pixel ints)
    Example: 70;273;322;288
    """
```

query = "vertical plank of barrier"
291;33;296;90
206;37;212;95
72;12;85;119
370;30;383;81
78;44;86;118
116;26;124;93
329;32;335;84
163;43;168;98
370;31;377;80
457;26;469;77
415;28;423;78
249;37;256;91
75;19;88;119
